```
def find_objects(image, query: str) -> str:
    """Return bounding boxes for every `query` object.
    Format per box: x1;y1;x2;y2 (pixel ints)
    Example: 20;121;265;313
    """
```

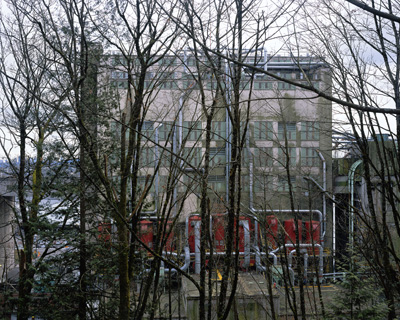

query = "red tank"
284;219;302;245
265;215;278;249
98;222;111;244
163;221;175;252
139;220;154;250
213;214;226;252
188;215;201;253
305;220;321;254
236;216;251;253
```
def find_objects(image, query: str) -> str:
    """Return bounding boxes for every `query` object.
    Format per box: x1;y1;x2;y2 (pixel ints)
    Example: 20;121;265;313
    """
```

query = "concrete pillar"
0;196;15;281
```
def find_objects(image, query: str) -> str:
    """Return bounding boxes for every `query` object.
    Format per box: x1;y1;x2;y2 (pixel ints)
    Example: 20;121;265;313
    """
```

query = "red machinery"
98;222;111;244
188;215;201;253
163;220;175;252
284;219;302;245
305;220;321;254
139;220;154;250
265;215;279;249
212;214;226;252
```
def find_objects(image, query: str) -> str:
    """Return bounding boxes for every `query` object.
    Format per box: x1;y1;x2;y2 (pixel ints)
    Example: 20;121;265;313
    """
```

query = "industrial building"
106;49;333;278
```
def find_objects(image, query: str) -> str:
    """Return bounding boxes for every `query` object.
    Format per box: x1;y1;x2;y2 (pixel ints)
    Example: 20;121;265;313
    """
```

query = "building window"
277;176;296;192
301;148;319;167
142;121;154;138
140;147;155;167
138;175;155;193
210;147;226;167
278;122;296;140
159;175;171;192
183;174;200;193
183;147;202;167
208;175;226;192
159;121;174;141
254;121;273;140
159;57;176;66
254;174;270;193
277;148;296;167
241;175;250;192
254;147;273;167
241;147;250;166
211;122;226;141
160;147;172;167
278;82;295;90
301;122;319;141
183;121;202;141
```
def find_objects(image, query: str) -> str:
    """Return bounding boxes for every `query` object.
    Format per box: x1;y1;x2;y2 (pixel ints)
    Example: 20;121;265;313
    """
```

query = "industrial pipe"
193;219;201;274
273;243;323;280
348;160;362;255
239;219;251;268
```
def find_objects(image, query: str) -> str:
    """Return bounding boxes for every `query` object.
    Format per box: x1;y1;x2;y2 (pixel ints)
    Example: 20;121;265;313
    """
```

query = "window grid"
208;175;226;192
254;174;270;193
159;122;174;141
183;147;202;167
140;147;155;167
254;147;273;167
210;147;226;167
211;122;226;141
301;148;319;166
278;176;296;192
278;147;296;167
183;121;202;141
254;121;273;140
138;175;155;193
301;122;319;141
278;122;296;140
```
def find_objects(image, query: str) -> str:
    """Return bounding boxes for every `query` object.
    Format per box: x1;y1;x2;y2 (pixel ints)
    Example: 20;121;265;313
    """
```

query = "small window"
183;121;202;141
140;147;155;167
208;175;226;192
278;122;297;140
254;174;270;193
254;147;273;167
211;122;226;141
301;122;319;141
254;121;273;140
183;147;202;167
277;148;296;167
160;147;172;167
142;121;154;138
138;175;155;193
301;148;319;167
159;122;174;141
210;147;226;167
277;176;296;192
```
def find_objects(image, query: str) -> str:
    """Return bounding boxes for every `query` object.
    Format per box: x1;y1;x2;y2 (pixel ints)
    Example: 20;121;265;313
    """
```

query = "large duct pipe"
193;220;201;274
317;150;327;248
180;246;191;272
304;252;308;282
349;160;362;255
239;219;251;268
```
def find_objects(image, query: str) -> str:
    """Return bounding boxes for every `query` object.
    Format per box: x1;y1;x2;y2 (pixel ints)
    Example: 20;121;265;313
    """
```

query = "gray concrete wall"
0;196;15;280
